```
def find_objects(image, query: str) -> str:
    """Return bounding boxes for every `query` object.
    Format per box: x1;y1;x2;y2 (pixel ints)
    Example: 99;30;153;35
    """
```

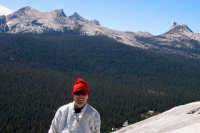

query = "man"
48;78;101;133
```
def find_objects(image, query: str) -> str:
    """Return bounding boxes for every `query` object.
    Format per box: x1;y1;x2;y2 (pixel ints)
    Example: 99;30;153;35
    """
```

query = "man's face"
73;91;89;108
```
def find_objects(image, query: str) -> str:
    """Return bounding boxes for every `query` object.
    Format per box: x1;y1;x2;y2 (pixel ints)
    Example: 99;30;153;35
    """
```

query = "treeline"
0;33;200;132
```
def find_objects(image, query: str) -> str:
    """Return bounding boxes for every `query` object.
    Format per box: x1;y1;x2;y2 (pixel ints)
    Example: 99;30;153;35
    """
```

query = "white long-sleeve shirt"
48;102;101;133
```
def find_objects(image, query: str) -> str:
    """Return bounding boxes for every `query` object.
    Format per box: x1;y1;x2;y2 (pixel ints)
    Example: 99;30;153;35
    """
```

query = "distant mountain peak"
69;12;100;25
166;22;193;34
69;12;86;22
13;6;67;18
169;22;178;30
52;9;67;17
12;6;39;17
17;6;36;13
21;6;33;10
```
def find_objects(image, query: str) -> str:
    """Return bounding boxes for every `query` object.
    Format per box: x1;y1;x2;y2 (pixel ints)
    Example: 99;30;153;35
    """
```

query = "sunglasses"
74;91;88;96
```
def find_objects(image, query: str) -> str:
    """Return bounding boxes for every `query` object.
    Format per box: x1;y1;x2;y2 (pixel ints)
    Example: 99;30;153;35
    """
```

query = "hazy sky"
1;0;199;35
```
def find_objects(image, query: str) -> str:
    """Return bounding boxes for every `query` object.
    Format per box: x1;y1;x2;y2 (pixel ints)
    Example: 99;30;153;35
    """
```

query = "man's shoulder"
58;102;73;111
53;102;74;119
86;104;100;115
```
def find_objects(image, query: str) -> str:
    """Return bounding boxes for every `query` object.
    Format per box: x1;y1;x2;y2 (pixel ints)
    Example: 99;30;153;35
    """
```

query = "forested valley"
0;33;200;133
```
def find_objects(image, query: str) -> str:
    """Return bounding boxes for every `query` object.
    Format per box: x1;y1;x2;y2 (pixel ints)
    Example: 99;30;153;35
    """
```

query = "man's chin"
78;102;84;104
76;101;86;105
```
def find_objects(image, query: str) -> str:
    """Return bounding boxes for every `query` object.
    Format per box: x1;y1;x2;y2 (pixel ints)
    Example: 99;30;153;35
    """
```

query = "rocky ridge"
5;6;75;33
0;6;200;59
113;101;200;133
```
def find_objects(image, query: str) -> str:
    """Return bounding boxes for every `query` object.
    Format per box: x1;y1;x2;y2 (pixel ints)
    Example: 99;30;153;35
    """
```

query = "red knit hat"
72;78;90;97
